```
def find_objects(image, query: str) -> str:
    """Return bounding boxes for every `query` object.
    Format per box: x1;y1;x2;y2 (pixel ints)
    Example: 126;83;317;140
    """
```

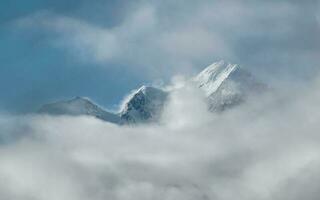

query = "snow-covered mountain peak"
120;86;168;123
120;86;162;109
135;85;155;95
194;60;239;96
39;96;97;114
38;96;120;123
68;96;93;104
37;60;267;124
193;60;266;111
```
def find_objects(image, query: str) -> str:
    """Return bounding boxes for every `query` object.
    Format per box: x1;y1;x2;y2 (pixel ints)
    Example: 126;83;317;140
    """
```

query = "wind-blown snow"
194;60;239;96
194;60;266;111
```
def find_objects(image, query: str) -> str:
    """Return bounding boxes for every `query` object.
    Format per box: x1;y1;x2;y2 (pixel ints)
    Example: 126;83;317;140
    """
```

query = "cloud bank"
1;74;320;200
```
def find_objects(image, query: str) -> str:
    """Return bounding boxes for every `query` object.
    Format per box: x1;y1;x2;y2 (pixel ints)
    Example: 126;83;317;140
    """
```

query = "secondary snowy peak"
38;97;120;123
194;60;239;96
120;86;168;123
194;60;266;111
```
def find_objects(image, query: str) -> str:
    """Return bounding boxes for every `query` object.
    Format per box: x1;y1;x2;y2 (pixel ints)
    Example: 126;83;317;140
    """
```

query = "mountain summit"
194;60;239;96
194;60;266;111
38;61;266;124
119;86;168;123
38;97;120;123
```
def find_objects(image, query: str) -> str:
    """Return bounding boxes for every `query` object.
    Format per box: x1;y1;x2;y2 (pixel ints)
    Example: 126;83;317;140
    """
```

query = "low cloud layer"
1;74;320;200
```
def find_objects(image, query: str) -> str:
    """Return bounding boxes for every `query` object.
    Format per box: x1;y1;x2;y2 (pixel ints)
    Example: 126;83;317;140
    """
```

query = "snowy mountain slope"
119;86;168;123
38;60;266;124
193;60;267;111
38;97;121;123
118;60;264;123
194;61;238;96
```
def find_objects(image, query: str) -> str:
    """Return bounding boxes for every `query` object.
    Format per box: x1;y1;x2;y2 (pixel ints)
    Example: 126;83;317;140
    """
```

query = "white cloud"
16;1;320;82
1;74;320;200
6;2;320;197
17;11;120;63
14;2;234;75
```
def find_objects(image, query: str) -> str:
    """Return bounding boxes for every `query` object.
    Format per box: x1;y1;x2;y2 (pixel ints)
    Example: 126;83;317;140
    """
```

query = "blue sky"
0;0;147;112
1;0;319;113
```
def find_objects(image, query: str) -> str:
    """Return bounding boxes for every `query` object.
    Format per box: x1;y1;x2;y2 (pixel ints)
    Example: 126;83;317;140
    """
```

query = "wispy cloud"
17;5;225;76
16;1;319;80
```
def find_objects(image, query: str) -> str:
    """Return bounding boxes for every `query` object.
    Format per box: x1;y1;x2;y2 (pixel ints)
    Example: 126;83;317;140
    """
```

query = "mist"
1;74;320;200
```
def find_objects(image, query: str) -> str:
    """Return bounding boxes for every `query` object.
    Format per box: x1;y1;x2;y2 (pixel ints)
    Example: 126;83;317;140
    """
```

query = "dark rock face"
120;86;168;123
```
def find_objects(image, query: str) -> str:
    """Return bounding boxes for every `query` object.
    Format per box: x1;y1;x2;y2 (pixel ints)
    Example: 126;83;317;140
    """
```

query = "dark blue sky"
1;0;319;113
